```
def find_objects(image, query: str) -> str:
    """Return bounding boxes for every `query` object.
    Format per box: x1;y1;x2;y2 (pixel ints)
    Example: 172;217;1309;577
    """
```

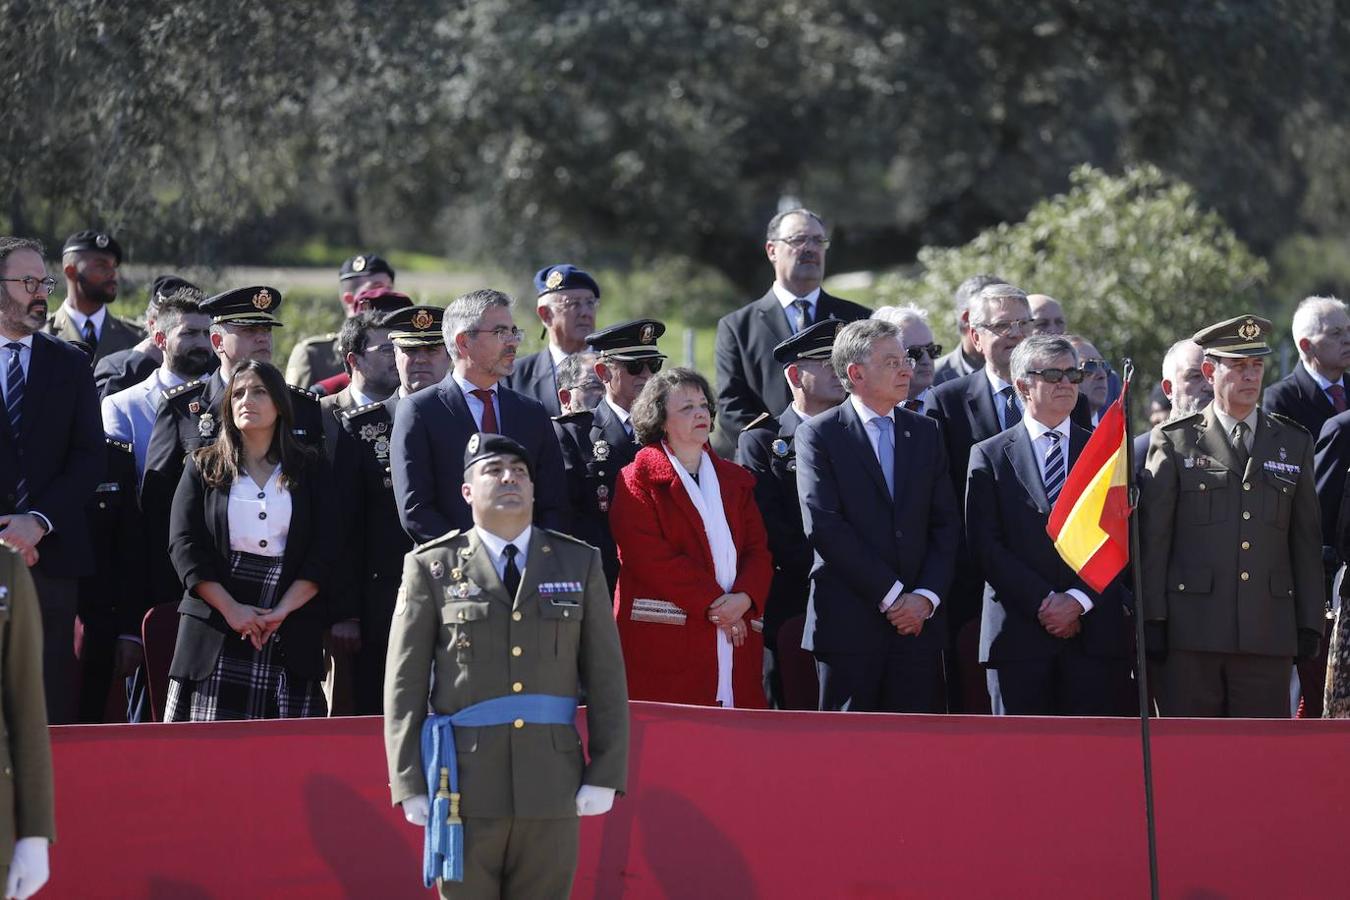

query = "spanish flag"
1046;386;1131;592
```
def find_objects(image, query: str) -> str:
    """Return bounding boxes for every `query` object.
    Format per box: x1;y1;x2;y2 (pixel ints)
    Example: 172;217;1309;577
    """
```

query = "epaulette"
340;401;387;422
162;379;206;402
742;411;773;432
288;384;320;402
539;528;597;551
297;332;339;346
1159;411;1204;432
1265;411;1307;434
415;530;465;553
552;409;593;424
105;437;133;453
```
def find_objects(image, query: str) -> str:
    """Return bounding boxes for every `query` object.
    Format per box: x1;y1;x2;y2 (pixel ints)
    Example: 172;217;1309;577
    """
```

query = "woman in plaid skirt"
164;360;337;721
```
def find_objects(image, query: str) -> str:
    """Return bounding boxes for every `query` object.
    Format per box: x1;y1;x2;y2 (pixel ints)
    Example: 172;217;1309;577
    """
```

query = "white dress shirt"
476;525;532;584
1301;360;1346;409
772;283;821;334
60;300;107;341
454;374;501;431
603;397;633;435
848;395;941;616
228;467;291;557
1022;416;1092;613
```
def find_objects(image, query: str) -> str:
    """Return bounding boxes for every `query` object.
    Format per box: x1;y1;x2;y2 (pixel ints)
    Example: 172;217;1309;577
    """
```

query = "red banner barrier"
44;705;1350;898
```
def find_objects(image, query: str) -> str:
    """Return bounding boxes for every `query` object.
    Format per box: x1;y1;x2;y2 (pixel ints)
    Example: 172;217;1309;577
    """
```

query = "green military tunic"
284;333;342;389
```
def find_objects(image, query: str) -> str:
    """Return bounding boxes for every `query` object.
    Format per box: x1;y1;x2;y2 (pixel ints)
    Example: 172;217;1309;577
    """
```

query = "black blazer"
1263;365;1341;441
167;453;337;680
965;424;1128;665
390;374;568;543
795;400;960;655
1314;409;1350;553
712;289;870;455
0;332;105;577
503;349;562;417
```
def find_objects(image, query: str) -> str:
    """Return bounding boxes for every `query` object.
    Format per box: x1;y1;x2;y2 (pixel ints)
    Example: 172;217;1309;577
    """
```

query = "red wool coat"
610;445;773;708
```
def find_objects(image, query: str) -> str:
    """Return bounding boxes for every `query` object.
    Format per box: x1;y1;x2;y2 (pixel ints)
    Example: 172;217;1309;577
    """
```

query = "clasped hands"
0;514;45;567
1039;592;1082;639
885;593;932;636
223;599;289;651
707;592;752;647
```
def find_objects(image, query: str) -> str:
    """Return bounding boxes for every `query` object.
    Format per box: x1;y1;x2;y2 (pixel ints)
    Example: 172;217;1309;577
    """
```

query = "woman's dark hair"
193;360;315;489
629;366;716;446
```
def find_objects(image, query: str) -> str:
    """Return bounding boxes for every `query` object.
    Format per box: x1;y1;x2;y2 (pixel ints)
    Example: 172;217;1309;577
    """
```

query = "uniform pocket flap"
539;598;585;621
442;600;491;623
1168;568;1212;594
1180;469;1228;491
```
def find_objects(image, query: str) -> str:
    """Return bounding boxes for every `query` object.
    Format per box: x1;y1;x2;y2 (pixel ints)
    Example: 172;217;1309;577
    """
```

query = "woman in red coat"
610;367;773;708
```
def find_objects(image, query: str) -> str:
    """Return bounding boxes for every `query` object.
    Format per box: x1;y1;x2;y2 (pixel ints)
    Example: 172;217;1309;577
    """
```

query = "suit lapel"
20;335;54;442
50;308;81;344
1296;365;1334;419
888;415;911;515
1006;427;1051;513
591;400;630;448
755;291;792;348
966;374;1001;440
1196;406;1242;473
841;402;891;499
437;376;472;422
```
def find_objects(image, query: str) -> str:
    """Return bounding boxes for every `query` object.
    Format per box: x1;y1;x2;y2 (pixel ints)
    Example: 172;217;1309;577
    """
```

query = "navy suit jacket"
0;332;105;577
390;374;567;543
712;289;870;455
1313;409;1350;553
503;349;562;417
795;399;960;655
1263;364;1341;441
965;424;1128;664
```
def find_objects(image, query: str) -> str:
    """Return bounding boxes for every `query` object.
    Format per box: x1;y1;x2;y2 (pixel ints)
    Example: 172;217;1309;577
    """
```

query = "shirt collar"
603;395;631;424
1212;405;1259;436
1;334;34;351
454;373;496;398
849;393;895;426
548;344;569;367
1023;414;1071;444
772;282;821;309
1301;359;1341;392
984;366;1014;396
62;300;107;332
349;385;377;408
475;524;532;562
153;365;186;390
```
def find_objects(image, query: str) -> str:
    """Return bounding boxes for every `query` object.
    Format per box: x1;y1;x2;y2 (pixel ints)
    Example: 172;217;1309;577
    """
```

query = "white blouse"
227;467;291;557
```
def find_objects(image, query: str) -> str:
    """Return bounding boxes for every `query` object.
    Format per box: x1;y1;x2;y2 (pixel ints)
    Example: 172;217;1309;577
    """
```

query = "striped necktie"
792;299;812;333
1000;386;1023;429
1043;431;1065;505
4;343;29;510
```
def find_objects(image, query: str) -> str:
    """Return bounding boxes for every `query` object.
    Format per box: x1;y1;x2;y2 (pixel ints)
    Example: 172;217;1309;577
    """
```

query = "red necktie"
1330;384;1347;413
470;389;498;433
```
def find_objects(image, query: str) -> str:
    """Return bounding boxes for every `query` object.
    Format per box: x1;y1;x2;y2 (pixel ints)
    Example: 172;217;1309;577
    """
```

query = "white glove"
6;837;49;900
575;785;616;817
402;795;430;827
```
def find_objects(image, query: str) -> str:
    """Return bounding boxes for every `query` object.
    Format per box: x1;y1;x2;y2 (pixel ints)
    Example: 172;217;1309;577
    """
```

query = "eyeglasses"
905;343;943;361
773;234;831;250
552;297;600;313
364;342;395;356
0;275;57;295
465;325;523;341
1080;358;1107;373
976;318;1033;338
621;358;663;376
1026;367;1085;384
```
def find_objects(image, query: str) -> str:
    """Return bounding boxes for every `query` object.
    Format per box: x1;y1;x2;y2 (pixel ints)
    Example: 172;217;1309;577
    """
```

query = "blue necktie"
1043;431;1065;504
871;416;895;498
1000;386;1023;429
4;343;29;510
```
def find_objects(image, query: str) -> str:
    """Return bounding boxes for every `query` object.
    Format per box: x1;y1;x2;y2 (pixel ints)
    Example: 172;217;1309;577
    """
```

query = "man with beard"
391;289;568;543
0;237;104;724
712;209;871;456
505;264;601;416
319;311;403;460
101;292;215;479
44;230;143;363
287;253;397;389
94;275;207;398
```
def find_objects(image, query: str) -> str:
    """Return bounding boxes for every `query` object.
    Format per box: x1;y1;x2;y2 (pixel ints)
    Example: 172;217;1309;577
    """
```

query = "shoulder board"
288;384;319;401
162;379;206;402
415;530;465;553
1159;412;1203;432
741;411;773;432
105;437;133;453
340;401;387;422
552;410;593;424
540;528;597;551
1264;411;1306;433
299;333;339;346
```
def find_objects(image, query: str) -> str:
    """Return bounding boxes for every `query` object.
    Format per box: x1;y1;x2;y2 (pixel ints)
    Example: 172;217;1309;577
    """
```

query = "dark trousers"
1161;650;1291;718
993;644;1115;716
30;569;78;725
441;816;579;899
815;645;943;713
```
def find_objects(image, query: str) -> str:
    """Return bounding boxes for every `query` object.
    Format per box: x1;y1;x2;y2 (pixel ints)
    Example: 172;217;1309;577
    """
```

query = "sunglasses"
905;343;943;362
1080;358;1108;373
621;358;664;376
1026;367;1085;384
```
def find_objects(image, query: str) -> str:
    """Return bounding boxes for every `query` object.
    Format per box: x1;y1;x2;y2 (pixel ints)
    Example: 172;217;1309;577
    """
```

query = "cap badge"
429;560;444;579
545;269;564;290
411;309;434;331
1238;319;1260;341
95;233;109;249
593;440;611;461
352;255;367;273
771;438;790;458
640;323;656;344
468;434;481;454
252;288;273;310
198;413;215;438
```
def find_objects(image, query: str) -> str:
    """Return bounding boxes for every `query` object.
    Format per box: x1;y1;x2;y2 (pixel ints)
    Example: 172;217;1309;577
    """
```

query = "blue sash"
419;694;578;886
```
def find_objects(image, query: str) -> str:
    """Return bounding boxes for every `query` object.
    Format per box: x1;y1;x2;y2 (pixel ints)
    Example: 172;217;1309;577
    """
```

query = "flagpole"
1121;358;1161;900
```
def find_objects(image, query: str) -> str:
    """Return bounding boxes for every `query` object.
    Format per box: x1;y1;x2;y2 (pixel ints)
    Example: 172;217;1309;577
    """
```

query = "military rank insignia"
198;413;215;438
252;288;273;310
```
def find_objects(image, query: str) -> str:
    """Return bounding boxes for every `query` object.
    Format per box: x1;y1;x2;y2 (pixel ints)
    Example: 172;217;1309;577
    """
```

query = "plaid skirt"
164;551;326;722
1326;607;1350;718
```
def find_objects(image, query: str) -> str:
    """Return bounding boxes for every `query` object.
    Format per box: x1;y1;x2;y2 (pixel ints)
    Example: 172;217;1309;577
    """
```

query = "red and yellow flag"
1046;389;1131;592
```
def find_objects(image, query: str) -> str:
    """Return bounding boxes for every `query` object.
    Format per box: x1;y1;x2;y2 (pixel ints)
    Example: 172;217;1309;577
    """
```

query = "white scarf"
663;443;739;707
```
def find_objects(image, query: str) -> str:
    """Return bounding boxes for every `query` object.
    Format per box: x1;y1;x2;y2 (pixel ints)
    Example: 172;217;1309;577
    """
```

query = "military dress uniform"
286;254;398;389
44;230;144;364
1140;316;1325;717
384;436;629;899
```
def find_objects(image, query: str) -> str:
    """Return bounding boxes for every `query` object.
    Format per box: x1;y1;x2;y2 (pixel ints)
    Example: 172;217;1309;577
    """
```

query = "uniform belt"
420;694;578;886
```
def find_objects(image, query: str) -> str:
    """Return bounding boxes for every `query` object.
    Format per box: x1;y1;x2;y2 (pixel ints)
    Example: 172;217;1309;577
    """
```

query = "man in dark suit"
43;230;144;364
1140;315;1324;717
391;289;568;544
932;273;1003;387
738;318;845;709
712;208;871;456
1263;296;1350;438
0;236;105;724
319;312;400;460
966;335;1129;714
554;319;665;591
795;318;960;712
505;264;600;417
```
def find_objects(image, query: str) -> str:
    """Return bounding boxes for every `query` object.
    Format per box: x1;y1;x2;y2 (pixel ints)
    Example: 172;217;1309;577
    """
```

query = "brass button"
1177;584;1185;591
1241;541;1251;550
1243;511;1251;520
512;682;523;693
458;611;465;621
1243;483;1251;491
1241;572;1250;581
1283;487;1290;494
1198;483;1207;491
563;610;570;618
98;501;107;509
513;718;524;729
512;611;522;622
511;646;522;657
2;766;10;777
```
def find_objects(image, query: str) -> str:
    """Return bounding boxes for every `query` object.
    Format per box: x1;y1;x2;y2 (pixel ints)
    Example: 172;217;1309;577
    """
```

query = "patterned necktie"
81;317;98;350
470;388;498;433
1232;421;1250;470
1000;386;1023;429
1330;383;1347;413
1043;431;1066;504
503;543;521;598
4;343;29;510
870;416;895;498
792;298;812;334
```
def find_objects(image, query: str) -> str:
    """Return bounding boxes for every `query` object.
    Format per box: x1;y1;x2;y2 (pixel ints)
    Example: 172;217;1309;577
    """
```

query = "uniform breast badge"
596;483;611;512
770;438;790;458
430;560;445;579
593;440;611;462
198;413;215;438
